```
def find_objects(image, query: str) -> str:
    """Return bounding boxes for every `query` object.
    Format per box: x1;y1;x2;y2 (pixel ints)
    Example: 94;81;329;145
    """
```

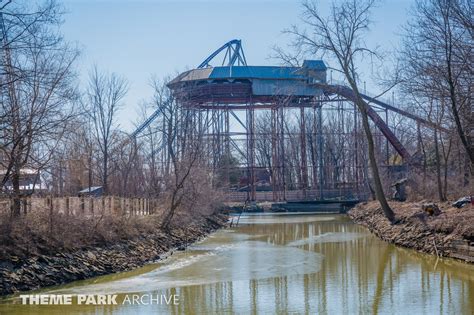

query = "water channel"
1;214;473;314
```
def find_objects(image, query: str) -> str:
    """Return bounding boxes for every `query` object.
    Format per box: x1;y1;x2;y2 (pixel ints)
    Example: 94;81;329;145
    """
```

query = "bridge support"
246;104;256;202
300;106;308;199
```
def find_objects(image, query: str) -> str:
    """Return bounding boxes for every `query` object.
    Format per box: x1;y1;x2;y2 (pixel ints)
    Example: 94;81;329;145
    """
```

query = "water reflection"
1;214;473;314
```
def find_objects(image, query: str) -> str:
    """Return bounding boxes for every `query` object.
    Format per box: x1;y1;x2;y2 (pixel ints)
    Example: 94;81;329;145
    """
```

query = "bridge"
133;39;441;204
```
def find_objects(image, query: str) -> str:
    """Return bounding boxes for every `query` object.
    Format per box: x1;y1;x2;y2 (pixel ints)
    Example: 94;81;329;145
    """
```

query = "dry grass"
0;192;225;262
350;200;474;262
406;172;472;202
0;211;161;260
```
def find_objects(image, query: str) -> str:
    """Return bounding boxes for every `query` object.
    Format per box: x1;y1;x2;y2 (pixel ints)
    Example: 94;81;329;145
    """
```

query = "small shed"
78;186;103;197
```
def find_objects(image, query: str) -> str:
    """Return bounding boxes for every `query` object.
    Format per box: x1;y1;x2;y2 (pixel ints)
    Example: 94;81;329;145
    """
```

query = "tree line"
0;0;472;225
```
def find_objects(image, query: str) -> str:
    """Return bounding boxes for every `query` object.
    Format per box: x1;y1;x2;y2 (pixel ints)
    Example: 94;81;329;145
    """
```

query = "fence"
0;196;164;217
226;189;370;202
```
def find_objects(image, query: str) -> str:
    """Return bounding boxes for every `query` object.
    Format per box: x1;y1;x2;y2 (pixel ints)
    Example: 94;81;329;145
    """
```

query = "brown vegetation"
0;193;224;263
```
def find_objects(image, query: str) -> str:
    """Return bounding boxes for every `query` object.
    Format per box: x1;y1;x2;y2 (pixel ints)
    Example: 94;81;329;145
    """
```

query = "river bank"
0;214;228;296
349;201;474;263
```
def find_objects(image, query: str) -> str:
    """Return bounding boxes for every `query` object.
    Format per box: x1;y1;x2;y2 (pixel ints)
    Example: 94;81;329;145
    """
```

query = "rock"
452;196;472;208
10;256;19;263
85;251;96;260
8;272;20;282
422;203;441;216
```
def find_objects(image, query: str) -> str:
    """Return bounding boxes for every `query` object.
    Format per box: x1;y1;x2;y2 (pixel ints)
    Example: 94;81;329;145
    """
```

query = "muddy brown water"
1;214;473;314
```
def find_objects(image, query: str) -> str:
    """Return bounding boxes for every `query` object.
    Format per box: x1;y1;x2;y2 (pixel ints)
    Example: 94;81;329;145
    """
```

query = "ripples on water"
286;232;365;246
49;236;324;295
235;214;336;225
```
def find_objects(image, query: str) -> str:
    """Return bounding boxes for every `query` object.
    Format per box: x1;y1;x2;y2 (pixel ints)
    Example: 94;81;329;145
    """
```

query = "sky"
60;0;414;132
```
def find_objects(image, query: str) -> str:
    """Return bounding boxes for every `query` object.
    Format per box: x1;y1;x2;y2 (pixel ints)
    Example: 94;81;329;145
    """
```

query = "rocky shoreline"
0;214;228;296
349;201;474;263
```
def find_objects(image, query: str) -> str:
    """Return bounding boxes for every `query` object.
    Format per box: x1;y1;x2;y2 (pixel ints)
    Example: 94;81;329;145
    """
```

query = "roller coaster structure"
133;40;443;202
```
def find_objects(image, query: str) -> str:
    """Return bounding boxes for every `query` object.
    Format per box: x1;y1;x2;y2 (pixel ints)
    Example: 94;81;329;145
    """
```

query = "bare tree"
86;66;128;194
401;0;473;177
110;132;142;196
0;0;79;216
134;101;165;197
54;117;96;195
147;78;214;230
451;0;473;39
285;0;395;221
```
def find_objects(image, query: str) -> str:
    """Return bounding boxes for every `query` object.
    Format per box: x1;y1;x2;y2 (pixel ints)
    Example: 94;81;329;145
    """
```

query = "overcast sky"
61;0;413;131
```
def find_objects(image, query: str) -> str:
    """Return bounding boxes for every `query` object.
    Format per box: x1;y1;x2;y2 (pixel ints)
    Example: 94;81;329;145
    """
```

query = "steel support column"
300;106;308;198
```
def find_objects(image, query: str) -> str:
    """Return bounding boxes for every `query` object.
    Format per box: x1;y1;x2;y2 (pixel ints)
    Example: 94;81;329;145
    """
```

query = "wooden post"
66;197;70;216
22;198;27;215
80;196;85;214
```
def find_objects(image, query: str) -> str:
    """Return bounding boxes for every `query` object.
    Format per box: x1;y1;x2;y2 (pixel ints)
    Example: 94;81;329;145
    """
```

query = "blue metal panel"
252;79;323;96
209;66;306;80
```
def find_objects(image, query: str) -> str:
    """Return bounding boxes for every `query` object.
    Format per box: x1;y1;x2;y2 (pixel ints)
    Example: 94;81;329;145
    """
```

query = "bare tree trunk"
441;136;452;200
418;123;428;196
10;165;21;217
286;0;395;222
345;73;395;221
103;147;108;194
434;129;445;201
357;97;394;222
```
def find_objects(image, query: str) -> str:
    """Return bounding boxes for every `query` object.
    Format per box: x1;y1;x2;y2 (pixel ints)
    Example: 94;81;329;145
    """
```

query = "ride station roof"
168;61;328;101
169;62;327;85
